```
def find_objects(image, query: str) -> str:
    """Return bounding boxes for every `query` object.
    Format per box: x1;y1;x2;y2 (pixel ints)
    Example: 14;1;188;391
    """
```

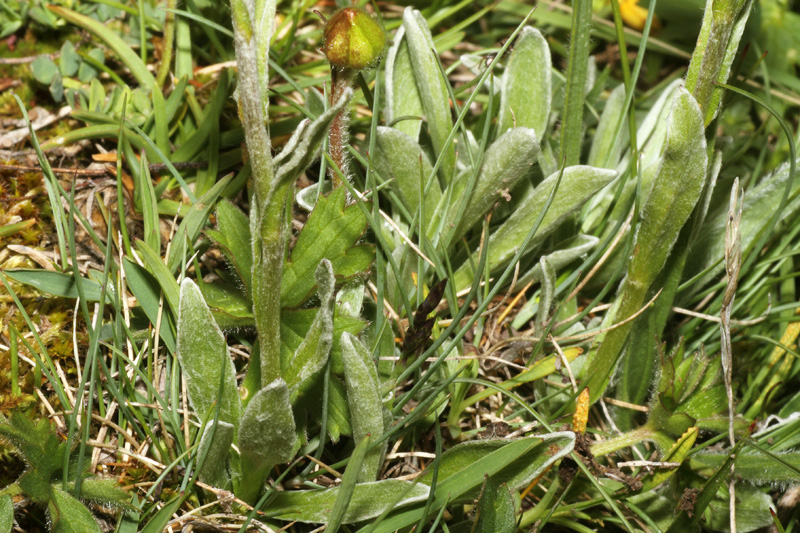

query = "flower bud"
323;7;386;70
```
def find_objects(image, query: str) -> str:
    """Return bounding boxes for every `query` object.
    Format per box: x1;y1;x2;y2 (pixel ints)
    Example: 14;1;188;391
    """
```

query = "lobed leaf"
281;187;374;308
207;199;253;297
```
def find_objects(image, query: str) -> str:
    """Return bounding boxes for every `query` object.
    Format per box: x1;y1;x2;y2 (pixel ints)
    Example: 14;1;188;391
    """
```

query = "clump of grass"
1;0;799;531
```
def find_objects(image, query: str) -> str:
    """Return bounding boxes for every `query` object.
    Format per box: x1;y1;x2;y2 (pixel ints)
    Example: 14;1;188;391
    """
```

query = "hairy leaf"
177;279;241;428
385;25;423;141
207;199;253;297
341;333;388;482
373;126;441;226
498;26;551;138
267;479;429;523
48;487;101;533
197;421;234;489
238;379;296;504
475;481;516;533
402;7;456;181
0;494;11;533
450;127;540;242
285;260;335;399
454;166;616;291
582;87;707;402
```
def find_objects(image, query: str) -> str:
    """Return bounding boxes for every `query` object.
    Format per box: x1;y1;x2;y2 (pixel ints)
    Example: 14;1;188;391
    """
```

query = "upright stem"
684;0;752;126
721;179;743;533
231;0;281;386
156;0;176;88
328;67;356;187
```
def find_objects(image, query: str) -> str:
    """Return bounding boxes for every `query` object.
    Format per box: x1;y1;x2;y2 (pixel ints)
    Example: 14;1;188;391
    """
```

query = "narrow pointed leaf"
402;7;456;181
454;166;616;291
372;432;575;532
451;127;540;242
285;260;335;398
582;87;708;402
268;480;429;523
328;434;371;533
341;332;387;482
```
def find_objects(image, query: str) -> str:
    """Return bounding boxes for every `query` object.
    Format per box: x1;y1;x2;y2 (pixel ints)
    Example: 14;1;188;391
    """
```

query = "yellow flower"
619;0;658;31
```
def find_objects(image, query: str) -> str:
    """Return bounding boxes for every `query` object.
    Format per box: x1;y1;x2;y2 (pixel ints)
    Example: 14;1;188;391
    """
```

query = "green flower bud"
323;7;386;70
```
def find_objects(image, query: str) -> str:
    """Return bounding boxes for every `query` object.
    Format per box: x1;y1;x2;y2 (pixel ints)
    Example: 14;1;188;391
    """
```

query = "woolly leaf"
285;260;335;399
341;332;388;482
449;127;540;242
267;480;429;524
238;379;296;504
177;279;241;429
498;26;551;138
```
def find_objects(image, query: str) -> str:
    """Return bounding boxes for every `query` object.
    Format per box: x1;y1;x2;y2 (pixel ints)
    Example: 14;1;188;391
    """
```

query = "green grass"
0;0;799;531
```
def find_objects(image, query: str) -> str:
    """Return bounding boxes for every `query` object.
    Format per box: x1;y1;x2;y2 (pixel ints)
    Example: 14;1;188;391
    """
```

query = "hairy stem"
328;67;356;187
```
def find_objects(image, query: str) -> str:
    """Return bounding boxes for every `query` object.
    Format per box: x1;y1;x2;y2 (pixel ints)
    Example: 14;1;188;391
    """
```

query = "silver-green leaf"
238;378;296;504
498;26;551;139
177;278;241;429
285;259;335;399
402;7;456;182
450;127;540;242
454;166;617;291
341;332;388;482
